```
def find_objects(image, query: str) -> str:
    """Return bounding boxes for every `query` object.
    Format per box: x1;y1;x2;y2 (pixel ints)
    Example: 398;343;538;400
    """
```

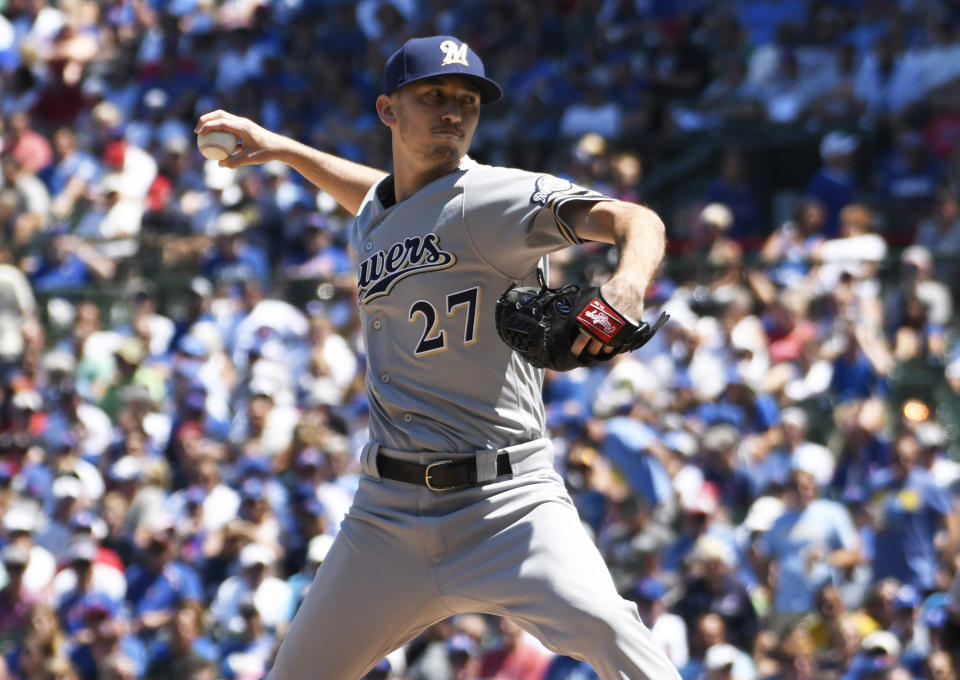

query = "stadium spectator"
628;578;688;668
869;432;959;592
124;524;203;637
477;618;552;680
759;467;862;628
806;131;859;237
675;536;758;652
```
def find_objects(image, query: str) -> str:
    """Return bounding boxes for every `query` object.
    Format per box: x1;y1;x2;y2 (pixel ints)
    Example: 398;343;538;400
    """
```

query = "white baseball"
197;130;239;161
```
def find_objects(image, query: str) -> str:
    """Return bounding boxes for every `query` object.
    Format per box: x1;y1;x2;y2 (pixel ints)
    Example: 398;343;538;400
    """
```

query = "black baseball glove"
495;270;669;372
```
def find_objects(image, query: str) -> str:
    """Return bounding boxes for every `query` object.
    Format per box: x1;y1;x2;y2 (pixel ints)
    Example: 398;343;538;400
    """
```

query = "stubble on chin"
424;143;461;165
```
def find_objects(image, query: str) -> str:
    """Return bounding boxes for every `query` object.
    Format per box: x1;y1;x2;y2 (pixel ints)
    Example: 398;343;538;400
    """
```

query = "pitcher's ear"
376;95;396;125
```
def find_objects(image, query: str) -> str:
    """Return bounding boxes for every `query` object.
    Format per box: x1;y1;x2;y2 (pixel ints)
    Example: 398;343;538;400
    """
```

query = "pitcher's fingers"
586;338;604;355
570;332;590;357
194;110;226;132
219;148;252;169
196;119;243;138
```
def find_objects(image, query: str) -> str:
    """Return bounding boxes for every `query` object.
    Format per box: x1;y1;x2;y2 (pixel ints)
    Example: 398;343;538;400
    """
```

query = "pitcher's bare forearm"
196;110;387;216
564;199;666;321
560;199;666;357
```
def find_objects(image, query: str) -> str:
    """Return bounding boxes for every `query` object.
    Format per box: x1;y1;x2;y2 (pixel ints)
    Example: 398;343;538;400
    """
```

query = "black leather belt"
376;452;512;492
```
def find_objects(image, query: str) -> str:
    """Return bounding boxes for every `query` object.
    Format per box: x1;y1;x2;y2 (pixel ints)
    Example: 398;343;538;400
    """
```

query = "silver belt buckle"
425;459;456;492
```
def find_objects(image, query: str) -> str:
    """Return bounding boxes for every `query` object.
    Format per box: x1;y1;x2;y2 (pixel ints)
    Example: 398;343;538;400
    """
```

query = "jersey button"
380;373;389;383
372;320;382;330
365;242;373;251
403;414;412;423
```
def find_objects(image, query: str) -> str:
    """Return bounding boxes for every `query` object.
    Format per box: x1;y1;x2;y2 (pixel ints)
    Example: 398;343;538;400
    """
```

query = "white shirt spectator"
166;483;241;532
0;263;35;359
47;402;114;462
299;332;358;407
0;544;56;596
650;611;688;668
211;557;294;633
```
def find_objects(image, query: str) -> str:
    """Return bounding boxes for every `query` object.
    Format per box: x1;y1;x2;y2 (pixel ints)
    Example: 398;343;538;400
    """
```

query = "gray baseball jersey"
351;157;610;453
268;157;682;680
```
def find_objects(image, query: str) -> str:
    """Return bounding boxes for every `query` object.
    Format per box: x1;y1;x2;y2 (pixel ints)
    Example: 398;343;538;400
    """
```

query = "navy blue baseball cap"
383;35;502;104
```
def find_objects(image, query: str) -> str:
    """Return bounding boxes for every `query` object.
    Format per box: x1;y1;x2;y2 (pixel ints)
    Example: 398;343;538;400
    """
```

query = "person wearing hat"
55;536;127;633
626;578;688;670
886;244;953;332
287;533;335;611
234;478;282;556
675;533;758;653
698;422;756;521
69;612;148;680
842;630;904;679
48;430;107;503
690;203;743;288
210;542;293;636
281;483;328;579
100;337;165;420
445;632;481;680
36;475;86;557
144;600;218;680
218;592;277;680
0;543;40;639
662;481;737;576
200;210;269;288
702;641;757;680
2;502;56;595
869;431;959;593
121;280;175;358
169;455;240;533
44;373;112;463
280;212;352;280
166;278;217;358
124;522;203;637
197;32;677;680
56;541;115;628
229;373;300;459
806;130;859;237
298;313;359;410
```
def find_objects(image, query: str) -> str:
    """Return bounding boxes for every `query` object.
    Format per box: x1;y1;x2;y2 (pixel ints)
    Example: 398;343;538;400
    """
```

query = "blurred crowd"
2;0;960;680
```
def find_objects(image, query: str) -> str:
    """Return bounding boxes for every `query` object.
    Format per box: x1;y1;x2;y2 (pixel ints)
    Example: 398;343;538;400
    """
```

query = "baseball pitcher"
196;35;678;680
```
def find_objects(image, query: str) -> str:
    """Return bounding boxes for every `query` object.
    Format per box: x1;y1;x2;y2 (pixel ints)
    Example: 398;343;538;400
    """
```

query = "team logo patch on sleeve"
531;176;575;206
576;298;626;344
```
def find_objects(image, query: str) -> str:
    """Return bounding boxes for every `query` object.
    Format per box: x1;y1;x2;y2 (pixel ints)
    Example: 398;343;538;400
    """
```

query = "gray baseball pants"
268;441;680;680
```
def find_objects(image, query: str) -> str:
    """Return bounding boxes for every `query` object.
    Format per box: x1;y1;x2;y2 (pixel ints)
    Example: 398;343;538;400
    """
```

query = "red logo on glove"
577;298;625;343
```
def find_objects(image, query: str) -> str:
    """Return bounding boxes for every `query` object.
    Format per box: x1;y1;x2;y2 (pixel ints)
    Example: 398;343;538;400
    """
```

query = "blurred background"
1;1;960;679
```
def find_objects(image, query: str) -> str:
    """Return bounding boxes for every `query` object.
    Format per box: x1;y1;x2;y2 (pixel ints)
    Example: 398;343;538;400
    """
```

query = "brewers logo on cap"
440;40;469;66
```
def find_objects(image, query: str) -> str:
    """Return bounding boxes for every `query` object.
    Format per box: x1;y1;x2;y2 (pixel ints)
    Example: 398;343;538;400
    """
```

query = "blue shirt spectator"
760;469;861;614
869;433;956;591
125;535;203;625
806;132;859;236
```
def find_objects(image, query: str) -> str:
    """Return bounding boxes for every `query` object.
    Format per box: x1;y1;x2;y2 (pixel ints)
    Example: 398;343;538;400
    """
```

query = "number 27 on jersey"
408;286;480;357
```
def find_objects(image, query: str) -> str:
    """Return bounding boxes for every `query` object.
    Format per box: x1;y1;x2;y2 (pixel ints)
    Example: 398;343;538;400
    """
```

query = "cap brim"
395;73;502;104
465;75;502;104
